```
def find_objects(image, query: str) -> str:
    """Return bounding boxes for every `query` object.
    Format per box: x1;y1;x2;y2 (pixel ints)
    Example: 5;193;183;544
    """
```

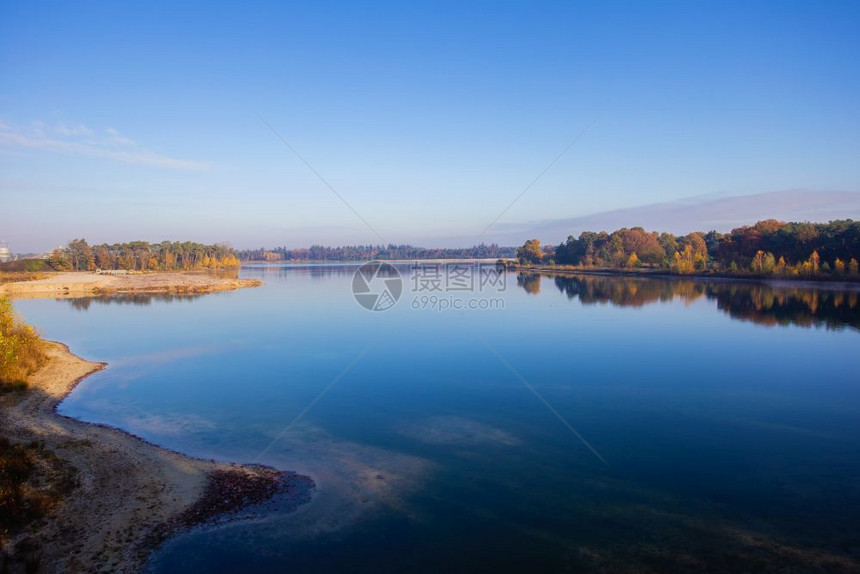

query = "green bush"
23;259;47;272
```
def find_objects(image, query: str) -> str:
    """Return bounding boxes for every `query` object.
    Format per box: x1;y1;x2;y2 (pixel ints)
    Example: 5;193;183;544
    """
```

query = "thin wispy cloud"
0;120;209;170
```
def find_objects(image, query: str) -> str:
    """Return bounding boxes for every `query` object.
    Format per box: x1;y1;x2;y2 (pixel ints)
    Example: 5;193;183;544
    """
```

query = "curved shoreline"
0;341;313;572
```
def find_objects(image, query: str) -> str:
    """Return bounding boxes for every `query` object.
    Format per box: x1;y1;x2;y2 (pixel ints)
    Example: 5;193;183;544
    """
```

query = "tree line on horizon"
33;240;240;272
238;243;517;262
517;219;860;277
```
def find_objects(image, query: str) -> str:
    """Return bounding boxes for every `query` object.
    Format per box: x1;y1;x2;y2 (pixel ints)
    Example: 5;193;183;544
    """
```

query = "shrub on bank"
0;297;45;390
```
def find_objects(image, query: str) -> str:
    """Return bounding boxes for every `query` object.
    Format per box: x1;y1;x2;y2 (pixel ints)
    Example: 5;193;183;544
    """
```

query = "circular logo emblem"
352;262;403;311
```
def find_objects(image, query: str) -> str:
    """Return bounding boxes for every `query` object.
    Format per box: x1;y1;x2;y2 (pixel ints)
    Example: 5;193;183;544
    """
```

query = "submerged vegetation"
0;297;45;390
518;219;860;279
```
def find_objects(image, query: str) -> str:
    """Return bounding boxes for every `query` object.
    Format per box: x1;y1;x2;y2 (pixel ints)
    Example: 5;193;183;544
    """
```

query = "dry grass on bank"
0;297;46;391
0;437;77;554
0;272;48;286
0;299;63;567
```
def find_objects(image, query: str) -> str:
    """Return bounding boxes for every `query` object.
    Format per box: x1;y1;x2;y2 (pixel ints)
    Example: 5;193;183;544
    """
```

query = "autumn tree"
809;250;821;274
751;250;765;273
679;233;708;270
658;233;679;263
616;228;665;264
763;252;776;274
834;258;845;274
517;239;544;264
776;256;787;275
46;249;71;271
672;247;694;274
67;239;95;271
94;245;115;269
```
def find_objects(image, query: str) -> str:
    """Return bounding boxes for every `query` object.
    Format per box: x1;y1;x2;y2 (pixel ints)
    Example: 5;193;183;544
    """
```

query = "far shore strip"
0;271;262;298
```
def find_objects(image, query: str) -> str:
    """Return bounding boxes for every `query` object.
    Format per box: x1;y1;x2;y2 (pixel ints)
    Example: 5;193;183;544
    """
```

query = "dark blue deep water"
15;266;860;572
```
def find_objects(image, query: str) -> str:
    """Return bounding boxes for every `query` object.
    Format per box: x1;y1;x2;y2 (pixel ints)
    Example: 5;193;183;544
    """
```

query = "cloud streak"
0;120;209;170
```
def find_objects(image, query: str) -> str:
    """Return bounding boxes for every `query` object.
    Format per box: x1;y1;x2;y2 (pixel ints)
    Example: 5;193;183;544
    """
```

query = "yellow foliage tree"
0;297;45;387
809;250;820;274
672;245;696;274
775;256;787;275
834;258;845;274
517;239;544;265
751;250;765;273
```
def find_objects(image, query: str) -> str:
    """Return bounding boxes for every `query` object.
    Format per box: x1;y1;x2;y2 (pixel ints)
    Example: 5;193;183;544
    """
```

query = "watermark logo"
352;262;403;311
353;261;507;312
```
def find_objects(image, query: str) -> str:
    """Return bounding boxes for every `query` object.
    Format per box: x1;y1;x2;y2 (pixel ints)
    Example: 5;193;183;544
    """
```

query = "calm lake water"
15;265;860;573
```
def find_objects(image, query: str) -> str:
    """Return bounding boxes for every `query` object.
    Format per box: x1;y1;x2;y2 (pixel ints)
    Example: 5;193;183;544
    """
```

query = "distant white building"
0;241;12;263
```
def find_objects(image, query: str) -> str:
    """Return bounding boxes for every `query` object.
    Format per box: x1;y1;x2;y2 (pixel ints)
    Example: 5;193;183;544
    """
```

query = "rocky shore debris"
157;467;314;537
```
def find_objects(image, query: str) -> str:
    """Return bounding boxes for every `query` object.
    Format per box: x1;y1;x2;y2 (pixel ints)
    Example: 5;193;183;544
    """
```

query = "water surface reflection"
537;273;860;330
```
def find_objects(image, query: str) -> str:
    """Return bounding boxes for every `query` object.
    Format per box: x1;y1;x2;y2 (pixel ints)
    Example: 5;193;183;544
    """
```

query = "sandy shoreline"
0;271;262;299
0;341;312;573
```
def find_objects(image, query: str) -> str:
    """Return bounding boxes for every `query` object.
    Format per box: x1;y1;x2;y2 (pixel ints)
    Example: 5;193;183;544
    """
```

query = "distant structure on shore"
0;241;13;263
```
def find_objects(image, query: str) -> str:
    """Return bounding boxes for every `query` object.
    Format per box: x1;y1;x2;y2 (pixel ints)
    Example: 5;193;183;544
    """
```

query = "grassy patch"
0;272;48;285
0;438;76;539
0;258;50;275
0;438;49;539
0;437;78;574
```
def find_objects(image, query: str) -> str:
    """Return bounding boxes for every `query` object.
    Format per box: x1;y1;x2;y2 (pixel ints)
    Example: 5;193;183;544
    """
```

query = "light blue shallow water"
14;266;860;572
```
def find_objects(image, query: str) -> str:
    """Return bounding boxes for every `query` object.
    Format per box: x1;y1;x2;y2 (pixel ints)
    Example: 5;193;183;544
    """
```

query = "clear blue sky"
2;0;859;252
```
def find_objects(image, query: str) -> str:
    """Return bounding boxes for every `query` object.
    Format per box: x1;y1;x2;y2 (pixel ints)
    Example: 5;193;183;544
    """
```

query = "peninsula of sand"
0;271;262;299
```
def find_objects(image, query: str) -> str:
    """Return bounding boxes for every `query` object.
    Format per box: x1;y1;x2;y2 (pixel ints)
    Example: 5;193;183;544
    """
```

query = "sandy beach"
0;341;311;573
0;272;262;299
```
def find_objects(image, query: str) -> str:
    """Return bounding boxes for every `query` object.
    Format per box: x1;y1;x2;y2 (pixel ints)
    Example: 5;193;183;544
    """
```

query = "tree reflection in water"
541;274;860;331
64;293;205;310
